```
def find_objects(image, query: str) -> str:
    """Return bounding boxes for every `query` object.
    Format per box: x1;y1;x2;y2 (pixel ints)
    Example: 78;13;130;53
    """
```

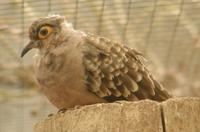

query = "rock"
34;97;200;132
162;97;200;132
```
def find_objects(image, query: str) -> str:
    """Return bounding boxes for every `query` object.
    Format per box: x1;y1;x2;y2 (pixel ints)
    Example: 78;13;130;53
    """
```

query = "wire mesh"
0;0;200;131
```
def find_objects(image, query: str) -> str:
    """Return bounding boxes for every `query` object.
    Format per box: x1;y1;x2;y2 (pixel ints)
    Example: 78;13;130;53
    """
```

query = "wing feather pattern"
83;33;171;102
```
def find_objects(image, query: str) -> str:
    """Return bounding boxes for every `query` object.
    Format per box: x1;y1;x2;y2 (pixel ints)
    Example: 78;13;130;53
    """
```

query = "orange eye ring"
38;26;53;39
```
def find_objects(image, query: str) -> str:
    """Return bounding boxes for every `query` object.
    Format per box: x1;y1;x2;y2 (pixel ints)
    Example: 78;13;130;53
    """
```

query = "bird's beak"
21;41;36;57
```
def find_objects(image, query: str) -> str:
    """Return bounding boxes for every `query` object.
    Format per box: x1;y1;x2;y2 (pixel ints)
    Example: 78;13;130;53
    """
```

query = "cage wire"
0;0;200;132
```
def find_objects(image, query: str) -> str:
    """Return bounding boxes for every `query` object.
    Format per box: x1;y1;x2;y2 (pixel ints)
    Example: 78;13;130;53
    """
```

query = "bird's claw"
57;105;81;113
58;108;67;113
48;113;54;117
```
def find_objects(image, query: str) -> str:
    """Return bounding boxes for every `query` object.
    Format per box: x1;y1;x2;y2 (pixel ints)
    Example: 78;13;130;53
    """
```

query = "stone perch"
34;97;200;132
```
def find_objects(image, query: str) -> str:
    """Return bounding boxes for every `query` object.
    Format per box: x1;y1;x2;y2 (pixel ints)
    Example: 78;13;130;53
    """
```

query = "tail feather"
151;79;172;101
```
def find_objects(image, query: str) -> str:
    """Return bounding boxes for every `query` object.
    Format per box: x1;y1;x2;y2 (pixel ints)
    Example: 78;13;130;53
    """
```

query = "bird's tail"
151;79;172;101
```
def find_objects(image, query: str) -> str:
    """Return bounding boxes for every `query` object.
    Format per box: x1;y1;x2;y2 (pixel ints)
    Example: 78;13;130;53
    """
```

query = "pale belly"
42;82;106;109
35;53;106;109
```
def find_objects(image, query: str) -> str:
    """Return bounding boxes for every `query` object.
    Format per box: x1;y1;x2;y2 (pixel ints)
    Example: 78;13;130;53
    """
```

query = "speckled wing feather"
83;33;171;102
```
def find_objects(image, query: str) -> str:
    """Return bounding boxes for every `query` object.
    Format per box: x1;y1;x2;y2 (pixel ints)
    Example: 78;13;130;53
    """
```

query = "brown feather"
117;85;131;98
83;33;171;102
110;89;122;97
96;90;107;97
127;68;143;82
127;94;139;101
113;77;123;86
140;72;156;96
100;83;112;96
118;73;139;92
102;78;117;90
86;74;101;92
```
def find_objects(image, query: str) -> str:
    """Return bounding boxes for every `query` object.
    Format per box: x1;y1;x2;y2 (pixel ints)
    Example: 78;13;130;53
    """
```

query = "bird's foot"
48;113;54;117
57;108;67;113
57;105;81;113
73;105;81;109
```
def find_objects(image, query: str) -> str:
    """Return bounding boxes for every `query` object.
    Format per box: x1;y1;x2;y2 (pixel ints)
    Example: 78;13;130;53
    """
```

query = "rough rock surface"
34;97;200;132
162;98;200;132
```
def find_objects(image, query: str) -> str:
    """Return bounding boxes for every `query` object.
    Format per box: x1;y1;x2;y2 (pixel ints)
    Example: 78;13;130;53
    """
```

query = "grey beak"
21;41;36;57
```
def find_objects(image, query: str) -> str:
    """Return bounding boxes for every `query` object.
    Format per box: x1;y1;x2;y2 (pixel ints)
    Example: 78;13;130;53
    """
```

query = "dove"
21;15;171;109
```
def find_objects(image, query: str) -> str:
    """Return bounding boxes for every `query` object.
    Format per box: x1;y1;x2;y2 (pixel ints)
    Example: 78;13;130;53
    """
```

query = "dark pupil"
40;29;48;36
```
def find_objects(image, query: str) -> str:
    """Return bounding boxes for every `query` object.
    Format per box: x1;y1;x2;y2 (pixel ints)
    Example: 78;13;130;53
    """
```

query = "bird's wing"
82;33;171;102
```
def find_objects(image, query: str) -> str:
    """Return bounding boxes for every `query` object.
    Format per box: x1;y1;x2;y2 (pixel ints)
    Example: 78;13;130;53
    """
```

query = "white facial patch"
63;21;74;30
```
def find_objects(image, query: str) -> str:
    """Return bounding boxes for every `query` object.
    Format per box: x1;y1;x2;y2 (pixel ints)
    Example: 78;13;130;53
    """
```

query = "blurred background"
0;0;200;131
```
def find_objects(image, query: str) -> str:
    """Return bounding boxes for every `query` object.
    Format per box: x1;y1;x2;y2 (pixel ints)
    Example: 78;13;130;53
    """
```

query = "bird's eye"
38;26;53;39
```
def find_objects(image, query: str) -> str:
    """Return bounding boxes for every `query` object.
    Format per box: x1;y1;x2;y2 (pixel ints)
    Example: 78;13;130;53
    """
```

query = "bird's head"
21;15;74;57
